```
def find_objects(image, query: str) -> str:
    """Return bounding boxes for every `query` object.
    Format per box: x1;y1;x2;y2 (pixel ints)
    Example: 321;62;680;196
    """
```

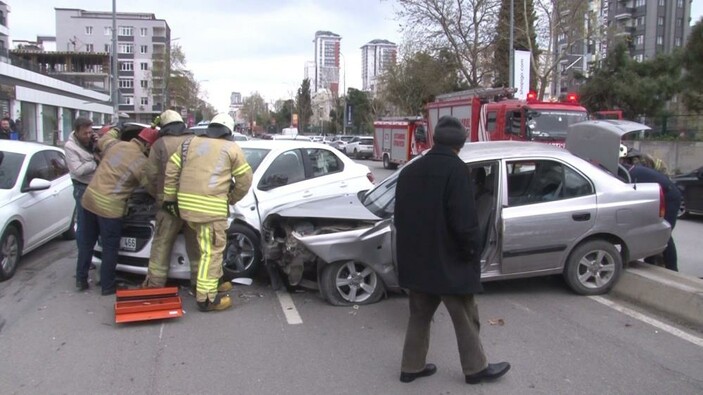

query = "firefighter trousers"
188;219;228;303
144;209;199;288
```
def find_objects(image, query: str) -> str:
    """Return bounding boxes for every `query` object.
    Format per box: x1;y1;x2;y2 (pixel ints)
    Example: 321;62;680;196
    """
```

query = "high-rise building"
313;31;340;96
229;91;243;121
0;1;9;61
55;8;171;123
304;60;316;89
361;39;397;94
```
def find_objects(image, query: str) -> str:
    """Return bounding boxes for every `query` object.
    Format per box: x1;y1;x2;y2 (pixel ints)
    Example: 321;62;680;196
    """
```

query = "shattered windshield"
529;110;588;140
361;171;398;219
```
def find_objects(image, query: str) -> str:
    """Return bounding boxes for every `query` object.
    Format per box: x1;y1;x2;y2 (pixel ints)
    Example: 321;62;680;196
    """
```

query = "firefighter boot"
189;281;232;295
197;294;232;312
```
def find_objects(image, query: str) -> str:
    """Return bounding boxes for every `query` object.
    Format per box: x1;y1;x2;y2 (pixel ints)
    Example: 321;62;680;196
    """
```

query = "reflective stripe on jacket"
82;138;149;218
163;136;253;223
142;134;192;206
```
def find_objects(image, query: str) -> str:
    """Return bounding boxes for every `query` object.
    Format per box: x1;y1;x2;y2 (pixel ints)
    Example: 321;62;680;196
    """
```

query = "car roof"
458;141;568;162
1;140;64;155
238;140;336;150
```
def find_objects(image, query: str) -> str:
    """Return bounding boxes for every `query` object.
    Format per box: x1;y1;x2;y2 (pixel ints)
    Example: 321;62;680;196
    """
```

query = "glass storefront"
62;108;76;141
42;104;59;145
20;102;36;141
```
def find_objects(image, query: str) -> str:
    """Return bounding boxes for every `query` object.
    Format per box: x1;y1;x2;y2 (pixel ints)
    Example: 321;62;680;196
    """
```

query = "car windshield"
529;110;588;139
361;171;399;219
241;148;270;173
0;152;25;189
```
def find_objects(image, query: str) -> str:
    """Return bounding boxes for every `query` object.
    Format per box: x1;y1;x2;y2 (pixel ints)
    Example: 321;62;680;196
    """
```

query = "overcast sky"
8;1;703;112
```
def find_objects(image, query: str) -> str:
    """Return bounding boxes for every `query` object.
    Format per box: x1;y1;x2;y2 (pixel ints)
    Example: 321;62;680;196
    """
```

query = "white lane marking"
159;322;165;341
276;290;303;325
589;295;703;348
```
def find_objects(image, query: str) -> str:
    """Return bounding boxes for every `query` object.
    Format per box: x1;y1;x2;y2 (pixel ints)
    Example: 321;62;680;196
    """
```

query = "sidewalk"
612;261;703;328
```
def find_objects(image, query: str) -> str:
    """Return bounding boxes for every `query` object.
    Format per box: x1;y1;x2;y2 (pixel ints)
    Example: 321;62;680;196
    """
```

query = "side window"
258;149;306;190
507;111;522;135
305;148;343;178
507;160;593;206
23;152;51;187
563;165;594;198
43;151;69;181
485;111;497;133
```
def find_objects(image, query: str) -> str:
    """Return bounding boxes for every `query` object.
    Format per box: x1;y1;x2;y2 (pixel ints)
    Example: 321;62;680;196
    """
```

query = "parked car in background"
672;166;703;218
329;135;357;152
1;141;76;281
189;125;248;141
261;129;671;306
344;136;374;159
270;134;312;141
94;140;376;282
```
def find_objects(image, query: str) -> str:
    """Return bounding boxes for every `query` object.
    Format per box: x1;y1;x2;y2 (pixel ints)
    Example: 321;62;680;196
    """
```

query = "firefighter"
163;114;253;312
78;127;160;295
141;110;201;289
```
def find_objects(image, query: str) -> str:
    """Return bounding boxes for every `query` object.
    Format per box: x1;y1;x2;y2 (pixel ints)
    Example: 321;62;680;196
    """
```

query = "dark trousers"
401;291;488;375
72;181;87;243
75;209;122;292
646;214;677;272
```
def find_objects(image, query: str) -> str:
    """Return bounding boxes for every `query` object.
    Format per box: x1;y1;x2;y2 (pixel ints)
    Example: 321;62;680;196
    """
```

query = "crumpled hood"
267;192;380;221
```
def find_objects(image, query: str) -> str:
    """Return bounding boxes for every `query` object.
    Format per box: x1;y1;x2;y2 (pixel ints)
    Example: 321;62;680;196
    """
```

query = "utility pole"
111;0;118;122
508;0;514;89
340;52;346;135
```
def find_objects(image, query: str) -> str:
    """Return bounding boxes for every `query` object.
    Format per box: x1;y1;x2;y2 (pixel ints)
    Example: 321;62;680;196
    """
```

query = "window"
485;111;498;133
85;26;93;35
658;0;665;5
120;61;133;71
140;80;148;88
677;0;683;8
635;35;644;46
0;152;25;189
657;16;664;26
675;37;682;46
506;160;593;206
104;26;111;36
306;149;343;178
118;26;133;36
140;97;149;105
23;153;51;188
85;44;94;52
633;54;644;62
634;0;645;6
104;44;111;52
636;16;645;26
119;79;133;89
676;18;683;27
140;27;148;37
656;35;663;45
259;150;306;190
118;43;133;54
120;95;134;105
140;62;148;70
43;151;69;180
140;45;148;54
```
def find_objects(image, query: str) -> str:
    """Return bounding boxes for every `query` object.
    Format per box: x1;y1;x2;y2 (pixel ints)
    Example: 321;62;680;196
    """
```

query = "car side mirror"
22;178;51;192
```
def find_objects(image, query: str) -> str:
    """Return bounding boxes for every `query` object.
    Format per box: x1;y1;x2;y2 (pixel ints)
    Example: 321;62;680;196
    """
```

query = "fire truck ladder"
435;87;517;102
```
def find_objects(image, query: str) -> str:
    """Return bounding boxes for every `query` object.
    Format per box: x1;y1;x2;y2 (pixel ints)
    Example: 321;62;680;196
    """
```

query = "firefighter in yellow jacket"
78;127;160;295
141;110;200;289
163;114;252;312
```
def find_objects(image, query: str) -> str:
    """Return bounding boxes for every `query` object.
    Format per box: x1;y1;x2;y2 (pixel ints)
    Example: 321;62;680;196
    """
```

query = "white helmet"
159;109;184;126
210;114;234;133
619;144;628;158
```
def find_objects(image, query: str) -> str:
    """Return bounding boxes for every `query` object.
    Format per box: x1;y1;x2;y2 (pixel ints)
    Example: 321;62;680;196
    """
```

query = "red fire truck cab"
373;117;430;169
426;88;589;146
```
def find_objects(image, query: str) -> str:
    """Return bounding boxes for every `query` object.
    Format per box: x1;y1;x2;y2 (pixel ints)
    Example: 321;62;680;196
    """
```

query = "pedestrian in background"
0;117;20;140
394;115;510;385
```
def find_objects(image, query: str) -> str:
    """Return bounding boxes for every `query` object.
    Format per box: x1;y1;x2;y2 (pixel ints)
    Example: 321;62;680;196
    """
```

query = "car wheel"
0;226;21;281
62;207;78;240
563;239;622;295
677;200;688;219
320;261;385;306
222;223;262;280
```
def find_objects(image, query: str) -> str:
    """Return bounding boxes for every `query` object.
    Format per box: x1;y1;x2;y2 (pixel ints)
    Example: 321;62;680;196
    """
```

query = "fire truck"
426;87;589;146
373;117;430;169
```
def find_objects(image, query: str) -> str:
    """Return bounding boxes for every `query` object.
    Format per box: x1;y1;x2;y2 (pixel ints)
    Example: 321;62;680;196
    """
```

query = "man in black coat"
395;115;510;385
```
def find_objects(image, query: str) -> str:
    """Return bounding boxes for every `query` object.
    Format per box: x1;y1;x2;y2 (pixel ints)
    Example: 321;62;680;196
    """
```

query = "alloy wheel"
334;261;378;303
576;249;616;289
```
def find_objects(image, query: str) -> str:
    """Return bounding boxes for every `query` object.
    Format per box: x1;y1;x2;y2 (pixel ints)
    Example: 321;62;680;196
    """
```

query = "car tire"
320;261;385;306
222;223;262;280
563;239;622;295
0;225;21;281
62;207;78;240
677;200;688;219
353;149;359;159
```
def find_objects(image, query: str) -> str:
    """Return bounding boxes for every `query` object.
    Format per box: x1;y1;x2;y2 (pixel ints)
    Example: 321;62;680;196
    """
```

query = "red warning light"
526;90;538;102
565;92;579;103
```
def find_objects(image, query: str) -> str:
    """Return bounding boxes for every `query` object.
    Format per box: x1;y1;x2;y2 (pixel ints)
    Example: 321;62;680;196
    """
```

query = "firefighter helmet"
158;110;184;126
619;144;628;158
138;128;160;145
206;114;234;138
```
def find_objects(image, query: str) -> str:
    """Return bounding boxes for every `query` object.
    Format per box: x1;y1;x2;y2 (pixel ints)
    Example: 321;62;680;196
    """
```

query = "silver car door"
500;159;597;275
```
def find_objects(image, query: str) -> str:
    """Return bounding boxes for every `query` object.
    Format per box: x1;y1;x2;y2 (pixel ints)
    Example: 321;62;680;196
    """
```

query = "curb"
612;261;703;328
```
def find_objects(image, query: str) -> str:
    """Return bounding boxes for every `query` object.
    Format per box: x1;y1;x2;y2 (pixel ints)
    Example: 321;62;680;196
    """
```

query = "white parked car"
0;141;76;281
94;140;376;280
345;136;374;159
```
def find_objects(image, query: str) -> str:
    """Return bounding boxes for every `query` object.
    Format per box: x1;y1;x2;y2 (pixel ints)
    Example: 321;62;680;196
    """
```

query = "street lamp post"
111;0;118;122
339;52;346;135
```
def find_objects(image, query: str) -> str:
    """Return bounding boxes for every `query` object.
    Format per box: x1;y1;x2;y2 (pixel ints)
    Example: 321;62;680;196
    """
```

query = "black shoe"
465;362;510;384
76;279;89;291
400;363;437;383
101;287;116;296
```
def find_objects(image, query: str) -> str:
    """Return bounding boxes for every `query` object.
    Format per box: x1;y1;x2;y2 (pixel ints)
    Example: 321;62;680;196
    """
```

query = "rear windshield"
360;138;373;145
0;152;25;189
241;148;270;173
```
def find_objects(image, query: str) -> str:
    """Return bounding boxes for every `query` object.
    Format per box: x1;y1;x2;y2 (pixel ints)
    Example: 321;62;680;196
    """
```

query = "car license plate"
120;237;137;251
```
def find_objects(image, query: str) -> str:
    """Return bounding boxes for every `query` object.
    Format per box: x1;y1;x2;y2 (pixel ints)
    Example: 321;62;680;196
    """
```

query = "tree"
379;50;467;115
240;92;268;130
272;99;295;132
345;88;374;134
394;0;501;87
296;78;313;133
493;0;539;89
158;43;216;119
681;18;703;113
578;43;681;120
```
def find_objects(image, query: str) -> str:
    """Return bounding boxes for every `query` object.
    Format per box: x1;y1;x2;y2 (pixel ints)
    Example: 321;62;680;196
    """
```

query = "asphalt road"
0;158;701;394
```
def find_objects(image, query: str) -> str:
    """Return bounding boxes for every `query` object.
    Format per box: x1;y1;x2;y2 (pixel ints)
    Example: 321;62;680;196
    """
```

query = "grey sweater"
64;132;97;185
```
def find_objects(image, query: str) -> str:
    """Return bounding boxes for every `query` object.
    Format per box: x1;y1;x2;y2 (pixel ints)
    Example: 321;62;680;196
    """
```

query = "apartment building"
55;8;171;123
0;1;9;60
313;31;341;96
361;39;397;94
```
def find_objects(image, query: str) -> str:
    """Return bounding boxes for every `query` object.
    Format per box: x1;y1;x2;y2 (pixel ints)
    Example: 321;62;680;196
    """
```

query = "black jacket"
395;145;483;294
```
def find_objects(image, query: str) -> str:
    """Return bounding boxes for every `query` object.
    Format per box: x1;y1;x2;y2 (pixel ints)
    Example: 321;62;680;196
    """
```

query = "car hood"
267;192;381;221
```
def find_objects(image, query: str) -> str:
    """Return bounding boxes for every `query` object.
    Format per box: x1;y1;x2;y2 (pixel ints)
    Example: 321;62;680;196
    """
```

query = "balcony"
614;10;633;20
